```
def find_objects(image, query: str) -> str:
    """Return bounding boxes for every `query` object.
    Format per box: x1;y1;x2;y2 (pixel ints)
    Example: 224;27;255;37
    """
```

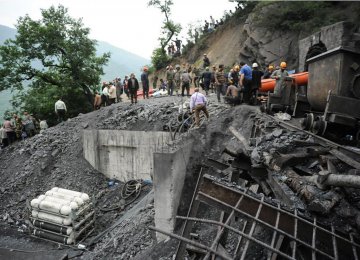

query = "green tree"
0;5;109;122
148;0;181;68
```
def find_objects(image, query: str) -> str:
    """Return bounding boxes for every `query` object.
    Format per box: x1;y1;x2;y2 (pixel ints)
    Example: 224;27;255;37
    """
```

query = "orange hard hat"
280;62;287;69
143;67;148;71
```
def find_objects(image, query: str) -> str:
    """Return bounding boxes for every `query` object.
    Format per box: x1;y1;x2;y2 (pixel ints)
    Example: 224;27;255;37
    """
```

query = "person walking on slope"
55;97;67;122
166;65;175;96
128;73;139;104
271;62;289;95
141;67;150;99
181;69;192;97
190;88;209;127
203;54;210;69
215;64;226;102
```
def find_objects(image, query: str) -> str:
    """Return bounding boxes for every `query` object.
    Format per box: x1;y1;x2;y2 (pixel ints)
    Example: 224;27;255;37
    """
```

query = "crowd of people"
148;54;289;107
0;112;48;149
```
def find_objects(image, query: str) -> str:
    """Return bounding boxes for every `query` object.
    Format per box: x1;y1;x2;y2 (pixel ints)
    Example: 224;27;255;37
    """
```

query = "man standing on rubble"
271;62;289;95
215;64;226;102
54;97;67;122
174;65;182;96
166;65;175;96
201;67;212;95
190;88;209;127
239;61;252;104
128;73;139;104
141;67;150;99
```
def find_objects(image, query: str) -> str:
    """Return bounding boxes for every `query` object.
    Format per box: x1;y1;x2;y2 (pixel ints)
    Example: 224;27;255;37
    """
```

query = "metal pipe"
149;226;233;260
305;174;360;189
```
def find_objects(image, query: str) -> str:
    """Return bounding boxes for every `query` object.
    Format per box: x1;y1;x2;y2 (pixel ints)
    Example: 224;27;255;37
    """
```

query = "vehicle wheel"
301;113;314;130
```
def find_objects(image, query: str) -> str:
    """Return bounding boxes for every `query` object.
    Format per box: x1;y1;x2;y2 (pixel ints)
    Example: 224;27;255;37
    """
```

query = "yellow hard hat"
280;62;287;69
269;65;274;70
234;65;240;71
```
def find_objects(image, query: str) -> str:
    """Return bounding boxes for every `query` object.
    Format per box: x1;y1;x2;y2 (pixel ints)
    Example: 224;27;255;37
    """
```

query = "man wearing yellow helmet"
271;61;289;95
263;65;275;79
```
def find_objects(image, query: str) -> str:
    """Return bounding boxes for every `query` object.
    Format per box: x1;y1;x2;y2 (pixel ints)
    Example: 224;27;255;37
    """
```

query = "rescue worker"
128;73;139;104
271;62;289;95
141;67;150;99
263;65;275;79
190;88;209;127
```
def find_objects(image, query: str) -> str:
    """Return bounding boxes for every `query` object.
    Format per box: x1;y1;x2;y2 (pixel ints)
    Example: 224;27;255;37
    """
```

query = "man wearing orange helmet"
271;62;289;95
141;67;150;99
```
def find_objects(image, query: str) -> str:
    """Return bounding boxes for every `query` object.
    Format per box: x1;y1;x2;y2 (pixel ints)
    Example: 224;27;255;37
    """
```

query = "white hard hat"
252;63;258;68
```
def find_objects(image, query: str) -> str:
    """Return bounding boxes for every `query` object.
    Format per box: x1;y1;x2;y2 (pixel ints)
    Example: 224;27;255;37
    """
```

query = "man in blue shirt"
239;61;252;104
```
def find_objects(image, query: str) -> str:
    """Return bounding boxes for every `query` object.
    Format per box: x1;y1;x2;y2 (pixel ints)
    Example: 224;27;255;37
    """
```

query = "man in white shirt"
54;97;67;122
190;88;209;127
108;83;117;104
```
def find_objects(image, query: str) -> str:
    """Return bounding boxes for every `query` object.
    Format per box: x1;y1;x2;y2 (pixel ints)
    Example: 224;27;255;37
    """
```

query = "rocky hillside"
171;1;360;73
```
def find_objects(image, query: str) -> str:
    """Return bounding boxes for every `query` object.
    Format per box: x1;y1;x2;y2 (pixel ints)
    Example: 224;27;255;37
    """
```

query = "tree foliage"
0;5;110;122
148;0;181;65
151;48;170;70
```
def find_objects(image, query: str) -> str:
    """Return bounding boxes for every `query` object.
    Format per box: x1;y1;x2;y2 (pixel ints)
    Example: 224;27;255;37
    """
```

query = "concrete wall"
153;141;193;241
298;21;355;71
83;130;172;182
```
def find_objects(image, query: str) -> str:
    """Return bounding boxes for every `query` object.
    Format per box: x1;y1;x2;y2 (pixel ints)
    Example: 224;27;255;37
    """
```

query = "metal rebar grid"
198;180;360;259
149;226;232;260
172;174;360;259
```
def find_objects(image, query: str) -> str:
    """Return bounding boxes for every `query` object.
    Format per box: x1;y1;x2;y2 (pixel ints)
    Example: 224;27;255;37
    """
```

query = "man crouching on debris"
190;88;209;127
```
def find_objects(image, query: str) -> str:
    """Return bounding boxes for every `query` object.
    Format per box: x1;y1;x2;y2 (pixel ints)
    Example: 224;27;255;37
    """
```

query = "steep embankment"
175;1;360;72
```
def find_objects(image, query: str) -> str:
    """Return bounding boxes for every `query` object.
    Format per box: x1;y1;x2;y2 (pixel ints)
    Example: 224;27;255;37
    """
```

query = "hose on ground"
100;179;144;212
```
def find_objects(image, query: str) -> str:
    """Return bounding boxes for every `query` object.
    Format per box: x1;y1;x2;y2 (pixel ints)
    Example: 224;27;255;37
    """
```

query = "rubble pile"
225;115;360;232
0;95;231;259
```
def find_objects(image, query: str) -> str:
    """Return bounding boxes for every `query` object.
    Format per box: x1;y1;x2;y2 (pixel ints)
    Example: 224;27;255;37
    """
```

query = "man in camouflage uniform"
215;64;226;102
166;65;175;96
174;65;181;96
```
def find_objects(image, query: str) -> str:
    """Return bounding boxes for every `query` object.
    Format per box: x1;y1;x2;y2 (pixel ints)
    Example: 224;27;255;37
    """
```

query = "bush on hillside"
151;48;169;70
255;2;346;33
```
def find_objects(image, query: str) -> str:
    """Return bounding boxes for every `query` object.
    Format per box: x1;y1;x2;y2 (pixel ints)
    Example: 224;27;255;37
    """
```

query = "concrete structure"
298;21;359;71
153;141;193;241
83;130;172;181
